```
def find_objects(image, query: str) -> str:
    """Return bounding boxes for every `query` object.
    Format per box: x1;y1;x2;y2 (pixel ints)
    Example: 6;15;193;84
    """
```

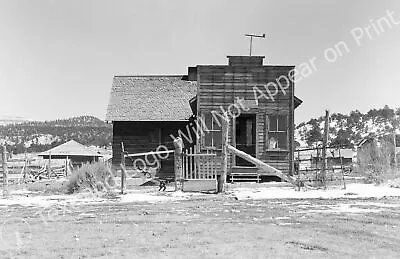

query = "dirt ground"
1;185;400;259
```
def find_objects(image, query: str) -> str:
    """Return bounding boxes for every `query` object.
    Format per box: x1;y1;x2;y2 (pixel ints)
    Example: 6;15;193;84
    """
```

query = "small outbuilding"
38;140;102;167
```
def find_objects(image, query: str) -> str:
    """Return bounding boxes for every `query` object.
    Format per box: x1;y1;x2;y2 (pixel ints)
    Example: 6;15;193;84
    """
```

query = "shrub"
67;162;115;194
357;139;396;184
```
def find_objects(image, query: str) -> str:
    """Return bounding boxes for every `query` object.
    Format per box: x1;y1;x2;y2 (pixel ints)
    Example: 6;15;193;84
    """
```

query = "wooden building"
38;140;102;167
106;56;302;180
106;76;197;178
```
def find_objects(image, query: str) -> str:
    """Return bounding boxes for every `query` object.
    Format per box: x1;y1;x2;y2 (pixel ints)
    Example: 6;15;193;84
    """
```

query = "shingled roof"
106;76;197;121
39;140;101;158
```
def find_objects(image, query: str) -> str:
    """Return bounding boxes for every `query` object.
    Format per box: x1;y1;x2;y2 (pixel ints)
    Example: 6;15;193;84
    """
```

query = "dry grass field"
1;182;400;258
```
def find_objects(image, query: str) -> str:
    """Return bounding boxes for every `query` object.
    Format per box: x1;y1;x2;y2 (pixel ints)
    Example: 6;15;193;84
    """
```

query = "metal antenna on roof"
245;33;266;56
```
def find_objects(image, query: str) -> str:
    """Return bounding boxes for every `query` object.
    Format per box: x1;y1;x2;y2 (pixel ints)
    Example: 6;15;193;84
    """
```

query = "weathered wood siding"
197;61;295;175
112;121;190;178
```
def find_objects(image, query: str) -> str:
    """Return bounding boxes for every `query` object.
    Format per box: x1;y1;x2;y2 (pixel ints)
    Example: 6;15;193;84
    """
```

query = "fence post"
2;146;9;198
48;150;52;178
219;114;229;193
339;148;346;189
296;150;300;191
173;138;183;191
120;142;126;194
315;147;319;181
65;156;69;176
393;131;398;170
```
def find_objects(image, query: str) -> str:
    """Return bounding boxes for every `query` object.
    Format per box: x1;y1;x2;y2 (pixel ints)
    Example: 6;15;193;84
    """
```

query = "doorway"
235;114;256;167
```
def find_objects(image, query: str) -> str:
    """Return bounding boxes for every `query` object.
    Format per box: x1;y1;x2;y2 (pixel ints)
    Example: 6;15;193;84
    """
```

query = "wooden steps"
230;172;260;183
227;145;297;186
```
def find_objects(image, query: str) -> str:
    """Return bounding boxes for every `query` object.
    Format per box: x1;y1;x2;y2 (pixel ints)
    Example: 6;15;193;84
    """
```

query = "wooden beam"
226;144;296;186
125;150;174;158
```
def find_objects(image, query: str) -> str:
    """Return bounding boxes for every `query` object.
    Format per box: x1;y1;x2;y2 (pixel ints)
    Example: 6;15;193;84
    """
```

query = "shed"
38;140;101;167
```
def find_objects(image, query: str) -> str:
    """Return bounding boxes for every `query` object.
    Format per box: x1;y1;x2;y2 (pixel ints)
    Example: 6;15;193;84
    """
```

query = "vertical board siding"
197;64;295;175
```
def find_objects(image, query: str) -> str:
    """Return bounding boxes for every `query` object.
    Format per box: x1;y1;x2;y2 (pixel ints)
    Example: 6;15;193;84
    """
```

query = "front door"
235;114;256;167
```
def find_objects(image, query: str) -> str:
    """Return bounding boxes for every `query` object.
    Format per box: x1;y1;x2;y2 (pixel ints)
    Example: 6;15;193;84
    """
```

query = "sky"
0;0;399;124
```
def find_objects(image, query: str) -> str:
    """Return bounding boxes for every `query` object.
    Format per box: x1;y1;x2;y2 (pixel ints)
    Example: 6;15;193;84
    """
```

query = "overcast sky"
0;0;399;123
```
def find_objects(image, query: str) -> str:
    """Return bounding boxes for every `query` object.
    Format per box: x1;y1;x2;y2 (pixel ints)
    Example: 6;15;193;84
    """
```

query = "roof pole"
245;34;266;56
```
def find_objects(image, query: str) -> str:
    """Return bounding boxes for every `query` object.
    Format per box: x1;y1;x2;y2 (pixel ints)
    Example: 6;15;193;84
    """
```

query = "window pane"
204;132;212;146
269;115;277;131
269;132;287;149
277;132;287;149
213;131;222;148
212;116;221;130
203;112;222;149
246;119;253;145
268;133;278;149
278;116;287;131
204;113;212;131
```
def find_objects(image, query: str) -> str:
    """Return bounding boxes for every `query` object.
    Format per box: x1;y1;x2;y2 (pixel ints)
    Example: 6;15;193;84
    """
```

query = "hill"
295;105;400;148
2;108;399;154
0;115;112;154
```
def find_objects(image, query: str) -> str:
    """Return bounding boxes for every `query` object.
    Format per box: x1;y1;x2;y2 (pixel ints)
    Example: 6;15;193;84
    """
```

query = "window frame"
267;114;289;151
201;112;222;150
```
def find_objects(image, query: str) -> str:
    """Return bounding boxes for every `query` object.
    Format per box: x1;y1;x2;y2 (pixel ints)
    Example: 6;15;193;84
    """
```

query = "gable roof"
38;140;101;157
106;76;197;121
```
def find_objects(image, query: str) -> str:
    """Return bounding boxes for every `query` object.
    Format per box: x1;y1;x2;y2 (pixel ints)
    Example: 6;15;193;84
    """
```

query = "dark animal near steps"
156;178;173;191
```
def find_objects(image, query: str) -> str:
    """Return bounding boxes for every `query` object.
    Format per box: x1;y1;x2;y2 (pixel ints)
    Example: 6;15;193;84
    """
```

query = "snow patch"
231;183;400;200
0;189;207;207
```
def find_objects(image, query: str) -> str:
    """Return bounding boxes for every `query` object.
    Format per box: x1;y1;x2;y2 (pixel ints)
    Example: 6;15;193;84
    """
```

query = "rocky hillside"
295;105;400;148
0;115;112;154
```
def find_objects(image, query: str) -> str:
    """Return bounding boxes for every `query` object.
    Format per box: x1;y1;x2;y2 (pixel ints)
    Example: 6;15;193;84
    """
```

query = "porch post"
173;138;183;191
120;142;126;194
219;113;229;193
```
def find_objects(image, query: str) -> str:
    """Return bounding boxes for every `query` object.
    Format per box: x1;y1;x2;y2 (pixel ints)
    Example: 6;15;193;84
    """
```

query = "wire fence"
294;145;354;184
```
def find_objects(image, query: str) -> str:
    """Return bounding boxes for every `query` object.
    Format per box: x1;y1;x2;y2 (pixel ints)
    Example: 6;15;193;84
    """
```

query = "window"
268;115;288;149
202;113;222;149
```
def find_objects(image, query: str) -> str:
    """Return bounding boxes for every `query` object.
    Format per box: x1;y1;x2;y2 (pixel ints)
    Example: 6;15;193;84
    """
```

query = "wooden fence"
1;146;72;197
294;146;352;188
182;146;218;180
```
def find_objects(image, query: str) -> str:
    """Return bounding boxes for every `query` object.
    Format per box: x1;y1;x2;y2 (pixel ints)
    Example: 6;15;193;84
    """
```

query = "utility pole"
245;33;266;56
321;110;330;188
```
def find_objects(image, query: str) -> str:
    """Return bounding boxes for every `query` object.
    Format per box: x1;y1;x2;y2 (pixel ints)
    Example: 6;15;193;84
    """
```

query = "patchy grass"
26;179;68;194
1;196;400;258
66;162;115;194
